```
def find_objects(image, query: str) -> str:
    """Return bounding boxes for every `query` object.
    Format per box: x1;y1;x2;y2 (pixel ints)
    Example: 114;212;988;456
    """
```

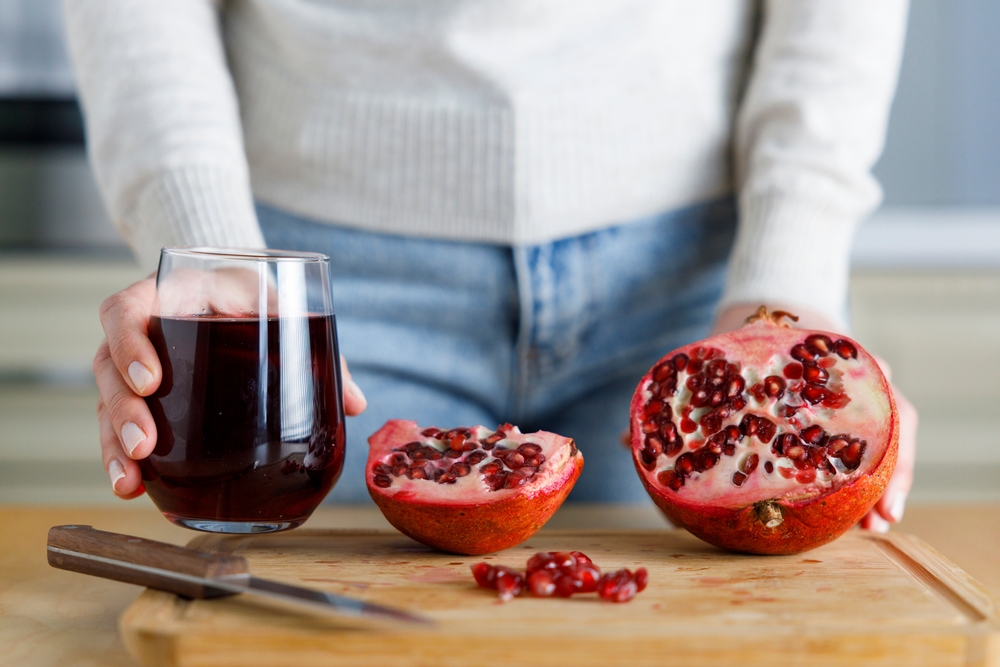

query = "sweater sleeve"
63;0;265;273
722;0;909;330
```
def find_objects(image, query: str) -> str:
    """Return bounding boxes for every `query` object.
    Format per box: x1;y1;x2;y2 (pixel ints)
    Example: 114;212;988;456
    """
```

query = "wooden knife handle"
47;525;249;599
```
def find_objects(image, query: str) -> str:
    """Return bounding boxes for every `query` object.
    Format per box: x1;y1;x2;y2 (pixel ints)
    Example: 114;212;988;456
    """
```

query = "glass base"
165;515;306;534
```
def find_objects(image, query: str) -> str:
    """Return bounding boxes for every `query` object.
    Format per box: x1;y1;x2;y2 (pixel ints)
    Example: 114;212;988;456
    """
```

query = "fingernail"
868;514;891;534
128;361;153;393
108;459;126;492
121;422;146;457
889;493;906;523
346;377;367;404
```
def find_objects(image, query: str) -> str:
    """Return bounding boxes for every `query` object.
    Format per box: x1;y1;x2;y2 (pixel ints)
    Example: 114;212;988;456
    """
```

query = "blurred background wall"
0;0;998;503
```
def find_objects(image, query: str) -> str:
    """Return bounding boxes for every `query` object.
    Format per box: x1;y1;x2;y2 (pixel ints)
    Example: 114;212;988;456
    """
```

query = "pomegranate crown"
744;305;799;328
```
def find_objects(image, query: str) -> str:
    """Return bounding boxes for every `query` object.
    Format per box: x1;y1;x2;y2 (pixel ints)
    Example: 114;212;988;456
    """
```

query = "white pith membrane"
367;420;575;504
633;326;893;507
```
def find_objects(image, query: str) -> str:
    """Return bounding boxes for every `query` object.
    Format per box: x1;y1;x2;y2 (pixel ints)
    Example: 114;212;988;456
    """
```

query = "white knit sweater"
64;0;907;328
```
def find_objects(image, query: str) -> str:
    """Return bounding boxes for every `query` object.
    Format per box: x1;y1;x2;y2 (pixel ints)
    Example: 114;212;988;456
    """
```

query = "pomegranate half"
630;308;898;554
366;420;583;555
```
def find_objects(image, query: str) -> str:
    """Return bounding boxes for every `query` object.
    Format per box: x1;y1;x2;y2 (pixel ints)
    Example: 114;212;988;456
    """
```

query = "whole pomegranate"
366;420;583;555
630;307;898;555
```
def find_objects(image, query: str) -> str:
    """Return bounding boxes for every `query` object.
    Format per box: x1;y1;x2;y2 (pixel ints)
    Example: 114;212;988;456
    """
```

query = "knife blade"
47;525;432;627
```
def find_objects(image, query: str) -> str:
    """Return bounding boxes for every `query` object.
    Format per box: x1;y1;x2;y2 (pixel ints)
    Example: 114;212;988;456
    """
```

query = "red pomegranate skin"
630;312;898;555
367;421;584;555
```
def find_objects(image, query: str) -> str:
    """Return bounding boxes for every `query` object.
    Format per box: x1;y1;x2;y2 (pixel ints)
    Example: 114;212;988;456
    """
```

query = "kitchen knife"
47;524;432;627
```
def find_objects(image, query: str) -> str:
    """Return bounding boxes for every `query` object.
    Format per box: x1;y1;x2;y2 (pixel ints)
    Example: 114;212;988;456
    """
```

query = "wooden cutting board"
120;529;999;667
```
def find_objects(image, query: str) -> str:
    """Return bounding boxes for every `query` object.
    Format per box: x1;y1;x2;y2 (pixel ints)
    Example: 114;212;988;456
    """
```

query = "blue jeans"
257;199;736;503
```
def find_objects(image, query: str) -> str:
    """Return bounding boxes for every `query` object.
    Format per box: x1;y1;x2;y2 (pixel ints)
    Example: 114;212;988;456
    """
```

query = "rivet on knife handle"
47;525;248;599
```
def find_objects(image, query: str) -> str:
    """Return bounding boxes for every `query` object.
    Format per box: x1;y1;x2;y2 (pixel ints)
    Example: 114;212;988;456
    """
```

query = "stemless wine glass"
142;247;345;533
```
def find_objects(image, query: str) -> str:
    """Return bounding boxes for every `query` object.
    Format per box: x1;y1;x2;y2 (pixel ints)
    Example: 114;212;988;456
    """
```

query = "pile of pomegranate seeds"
371;424;547;491
471;551;648;603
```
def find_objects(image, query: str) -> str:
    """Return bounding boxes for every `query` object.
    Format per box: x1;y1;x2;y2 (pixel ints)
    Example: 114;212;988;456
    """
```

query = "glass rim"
161;246;329;263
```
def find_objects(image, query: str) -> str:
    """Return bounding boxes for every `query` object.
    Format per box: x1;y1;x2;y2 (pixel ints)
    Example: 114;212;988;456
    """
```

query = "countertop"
2;502;998;667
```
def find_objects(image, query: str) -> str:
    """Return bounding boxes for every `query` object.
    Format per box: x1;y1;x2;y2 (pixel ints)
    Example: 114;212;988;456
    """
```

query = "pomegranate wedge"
630;307;898;554
367;420;583;555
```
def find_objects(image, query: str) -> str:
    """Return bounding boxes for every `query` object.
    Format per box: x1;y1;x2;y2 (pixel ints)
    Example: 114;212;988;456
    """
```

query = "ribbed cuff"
720;190;861;332
122;165;266;273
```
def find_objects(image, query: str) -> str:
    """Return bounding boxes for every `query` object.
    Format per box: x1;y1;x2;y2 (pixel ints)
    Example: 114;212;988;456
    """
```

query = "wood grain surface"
3;503;999;667
120;528;999;667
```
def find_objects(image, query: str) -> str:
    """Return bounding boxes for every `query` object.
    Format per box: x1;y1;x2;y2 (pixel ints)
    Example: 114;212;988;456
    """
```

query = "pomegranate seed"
496;571;524;601
778;465;795;478
672;353;689;371
501;451;526;469
834;339;858;359
744;453;759;474
680;418;698;433
528;571;556;597
764;461;774;473
658;469;684;490
420;427;442;438
471;562;496;588
732;471;748;486
504;467;534;488
517;443;542;457
749;383;766;402
437;472;457;484
688;359;704;373
640;448;657;470
373;474;392;488
826;436;849;454
449;435;466;451
822;392;851;409
699;411;722;435
674;453;695;475
465;451;487;465
634;568;649;592
796;468;817;484
706;359;727;378
802;363;829;384
763;376;786;399
553;573;579;597
652;362;675;383
484;471;508;491
790;344;815;362
598;569;639;603
800;425;825;444
725;374;746;398
804;335;834;357
444;449;463;459
391;463;407;476
839;440;866;469
801;384;829;404
571;551;594;566
479;461;503;475
526;453;545;467
693;449;719;472
450;462;471;477
372;463;392;476
783;362;804;380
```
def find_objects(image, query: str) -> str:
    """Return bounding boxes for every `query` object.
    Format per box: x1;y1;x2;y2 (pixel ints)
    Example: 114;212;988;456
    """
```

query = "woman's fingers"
97;393;147;499
93;339;158;464
98;276;161;397
875;384;917;523
340;355;367;416
861;356;918;532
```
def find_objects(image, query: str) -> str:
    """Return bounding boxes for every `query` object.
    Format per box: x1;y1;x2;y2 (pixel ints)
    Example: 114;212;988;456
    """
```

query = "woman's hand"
711;303;918;533
93;274;368;498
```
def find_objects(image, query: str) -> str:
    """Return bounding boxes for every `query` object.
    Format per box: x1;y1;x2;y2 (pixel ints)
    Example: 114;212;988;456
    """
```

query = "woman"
66;0;916;529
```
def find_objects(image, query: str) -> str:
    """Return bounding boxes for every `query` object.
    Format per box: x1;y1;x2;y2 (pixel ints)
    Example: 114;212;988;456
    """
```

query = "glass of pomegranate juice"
142;247;345;533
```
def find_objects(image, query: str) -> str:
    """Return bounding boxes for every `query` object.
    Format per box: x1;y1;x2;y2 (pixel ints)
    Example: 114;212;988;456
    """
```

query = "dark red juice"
143;314;345;529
